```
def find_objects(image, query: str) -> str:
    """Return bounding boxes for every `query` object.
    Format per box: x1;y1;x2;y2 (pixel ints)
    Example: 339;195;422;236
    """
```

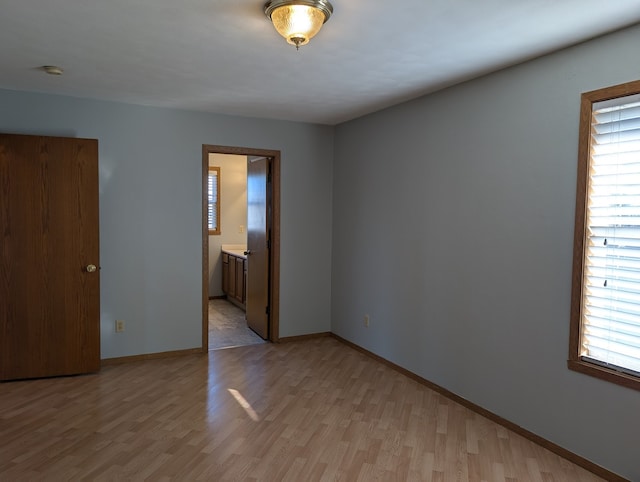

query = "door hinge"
267;239;271;250
265;306;270;315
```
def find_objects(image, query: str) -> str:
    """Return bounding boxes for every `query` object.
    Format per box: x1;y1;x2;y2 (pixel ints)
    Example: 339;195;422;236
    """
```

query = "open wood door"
0;133;100;380
202;144;280;350
245;156;270;339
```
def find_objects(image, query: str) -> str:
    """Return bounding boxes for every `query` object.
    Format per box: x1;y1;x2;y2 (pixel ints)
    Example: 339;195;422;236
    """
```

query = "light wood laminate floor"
0;338;604;481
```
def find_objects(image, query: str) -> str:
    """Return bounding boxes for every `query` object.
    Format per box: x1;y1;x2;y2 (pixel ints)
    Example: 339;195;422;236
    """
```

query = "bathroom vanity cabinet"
222;250;247;309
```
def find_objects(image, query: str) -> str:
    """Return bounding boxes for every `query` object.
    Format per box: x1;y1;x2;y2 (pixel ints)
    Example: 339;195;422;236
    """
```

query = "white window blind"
208;168;218;231
582;93;640;376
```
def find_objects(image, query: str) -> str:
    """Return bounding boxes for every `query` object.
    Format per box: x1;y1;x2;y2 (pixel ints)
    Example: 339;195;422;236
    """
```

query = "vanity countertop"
221;244;247;259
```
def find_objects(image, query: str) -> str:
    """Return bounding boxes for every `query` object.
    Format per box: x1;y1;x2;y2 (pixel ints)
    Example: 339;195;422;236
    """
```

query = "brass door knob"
86;264;97;273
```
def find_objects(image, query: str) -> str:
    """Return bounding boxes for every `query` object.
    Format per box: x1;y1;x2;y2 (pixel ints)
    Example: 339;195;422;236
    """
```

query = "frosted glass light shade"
265;0;333;49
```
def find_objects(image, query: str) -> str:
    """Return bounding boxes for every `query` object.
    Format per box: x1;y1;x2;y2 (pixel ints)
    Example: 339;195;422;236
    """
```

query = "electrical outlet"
364;315;370;328
115;320;125;333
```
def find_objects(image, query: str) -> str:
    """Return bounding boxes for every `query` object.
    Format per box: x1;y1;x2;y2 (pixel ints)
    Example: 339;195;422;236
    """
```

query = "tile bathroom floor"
208;298;266;350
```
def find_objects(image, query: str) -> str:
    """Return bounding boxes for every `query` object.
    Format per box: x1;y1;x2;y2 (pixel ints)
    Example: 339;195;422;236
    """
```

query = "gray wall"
208;153;247;297
0;91;334;358
331;25;640;480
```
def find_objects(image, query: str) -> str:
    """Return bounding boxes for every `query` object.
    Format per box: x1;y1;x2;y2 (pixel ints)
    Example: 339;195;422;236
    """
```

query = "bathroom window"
208;166;220;235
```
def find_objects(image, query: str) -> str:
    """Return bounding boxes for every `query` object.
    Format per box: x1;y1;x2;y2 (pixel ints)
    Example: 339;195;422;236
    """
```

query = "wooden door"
0;133;100;380
235;257;244;303
222;253;229;294
246;156;270;339
228;254;236;298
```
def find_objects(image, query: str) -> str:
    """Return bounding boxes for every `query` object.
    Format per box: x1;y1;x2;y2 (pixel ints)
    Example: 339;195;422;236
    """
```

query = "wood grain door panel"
235;257;244;303
246;156;269;339
0;134;100;380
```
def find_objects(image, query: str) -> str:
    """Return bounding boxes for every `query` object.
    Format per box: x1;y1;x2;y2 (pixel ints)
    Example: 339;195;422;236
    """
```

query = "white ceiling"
2;0;640;125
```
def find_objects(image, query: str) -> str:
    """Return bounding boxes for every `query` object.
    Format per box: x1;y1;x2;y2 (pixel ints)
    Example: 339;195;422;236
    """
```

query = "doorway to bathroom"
201;144;280;351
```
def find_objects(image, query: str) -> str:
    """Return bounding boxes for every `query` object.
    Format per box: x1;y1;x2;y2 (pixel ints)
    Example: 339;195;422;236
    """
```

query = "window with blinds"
570;80;640;391
208;166;220;235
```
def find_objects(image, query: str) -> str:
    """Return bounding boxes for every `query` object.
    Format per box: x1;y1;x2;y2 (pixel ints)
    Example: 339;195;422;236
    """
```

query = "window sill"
568;359;640;392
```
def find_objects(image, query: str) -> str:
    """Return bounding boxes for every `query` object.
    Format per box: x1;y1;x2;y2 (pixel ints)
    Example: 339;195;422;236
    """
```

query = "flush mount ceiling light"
264;0;333;50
